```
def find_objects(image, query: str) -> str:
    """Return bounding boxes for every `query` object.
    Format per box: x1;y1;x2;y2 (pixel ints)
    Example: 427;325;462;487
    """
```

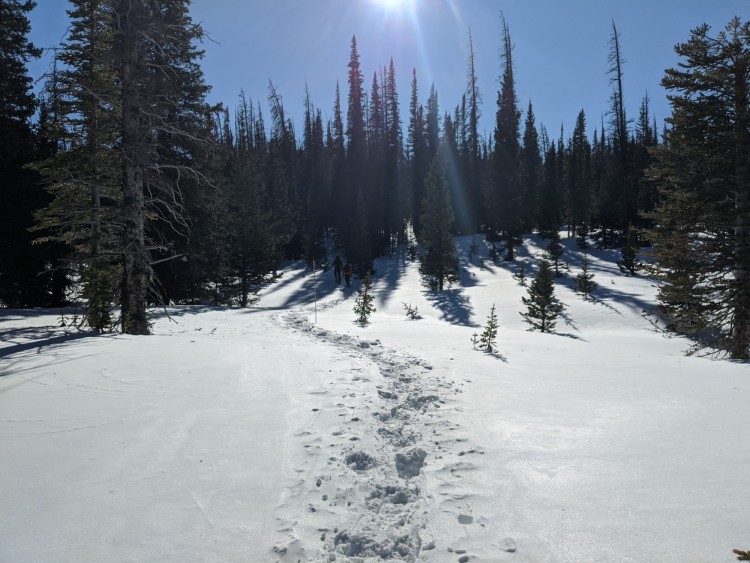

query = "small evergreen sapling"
402;302;420;320
478;304;499;353
353;271;376;325
575;253;597;298
513;261;526;285
521;259;564;332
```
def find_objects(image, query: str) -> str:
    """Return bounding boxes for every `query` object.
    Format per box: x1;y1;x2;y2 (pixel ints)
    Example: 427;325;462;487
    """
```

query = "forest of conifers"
0;1;747;359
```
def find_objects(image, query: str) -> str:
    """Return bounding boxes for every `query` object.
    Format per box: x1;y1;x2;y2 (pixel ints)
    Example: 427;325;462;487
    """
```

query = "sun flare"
370;0;415;15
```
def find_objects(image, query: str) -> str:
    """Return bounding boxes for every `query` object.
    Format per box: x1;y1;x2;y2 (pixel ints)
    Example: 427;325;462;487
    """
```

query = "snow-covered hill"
1;234;748;562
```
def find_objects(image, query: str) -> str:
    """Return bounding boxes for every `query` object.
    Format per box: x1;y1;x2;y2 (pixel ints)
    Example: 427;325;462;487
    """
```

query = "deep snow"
1;234;748;562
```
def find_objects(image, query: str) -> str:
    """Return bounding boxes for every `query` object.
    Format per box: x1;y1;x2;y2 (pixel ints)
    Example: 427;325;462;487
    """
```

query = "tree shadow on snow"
371;249;411;309
425;288;479;327
0;331;101;363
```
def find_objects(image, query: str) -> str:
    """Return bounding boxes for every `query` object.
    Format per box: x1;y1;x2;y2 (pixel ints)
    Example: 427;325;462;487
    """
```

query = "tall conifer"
647;18;750;359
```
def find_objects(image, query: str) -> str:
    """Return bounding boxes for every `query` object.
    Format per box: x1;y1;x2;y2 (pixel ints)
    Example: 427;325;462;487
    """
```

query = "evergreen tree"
115;0;212;333
418;150;459;290
521;259;564;332
488;13;523;259
566;110;592;237
634;92;659;226
617;228;639;275
407;69;427;233
425;83;440;160
330;81;347;236
0;0;59;307
646;17;750;359
478;303;499;353
599;20;635;239
383;58;403;245
576;253;597;297
520;101;541;231
353;270;376;325
344;36;368;264
34;0;122;329
546;229;565;277
464;29;482;233
538;131;561;238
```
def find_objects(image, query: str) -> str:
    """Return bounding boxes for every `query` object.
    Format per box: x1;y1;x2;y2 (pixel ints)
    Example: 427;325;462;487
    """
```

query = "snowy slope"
1;234;748;562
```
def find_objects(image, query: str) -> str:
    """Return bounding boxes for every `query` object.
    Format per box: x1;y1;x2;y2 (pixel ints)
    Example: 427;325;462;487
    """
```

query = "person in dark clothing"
333;255;343;284
343;262;353;287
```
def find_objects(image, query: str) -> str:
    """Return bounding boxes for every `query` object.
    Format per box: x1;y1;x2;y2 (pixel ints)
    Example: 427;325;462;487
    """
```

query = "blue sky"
28;0;747;142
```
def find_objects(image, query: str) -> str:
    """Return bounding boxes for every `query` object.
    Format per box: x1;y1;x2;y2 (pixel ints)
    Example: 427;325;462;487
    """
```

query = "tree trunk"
119;1;150;335
734;185;750;359
731;58;750;360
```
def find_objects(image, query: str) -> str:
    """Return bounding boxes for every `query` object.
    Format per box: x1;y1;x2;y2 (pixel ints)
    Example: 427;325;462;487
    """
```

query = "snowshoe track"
271;305;465;561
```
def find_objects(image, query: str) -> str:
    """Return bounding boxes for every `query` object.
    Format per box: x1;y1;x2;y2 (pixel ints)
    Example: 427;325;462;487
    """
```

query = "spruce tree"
566;110;592;238
464;30;482;233
115;0;212;333
0;0;57;307
546;230;565;277
478;303;499;353
521;259;564;332
617;229;639;276
538;135;561;238
520;101;542;231
418;150;459;290
353;271;376;325
488;13;523;259
34;0;122;329
407;69;426;233
576;253;597;298
646;17;750;359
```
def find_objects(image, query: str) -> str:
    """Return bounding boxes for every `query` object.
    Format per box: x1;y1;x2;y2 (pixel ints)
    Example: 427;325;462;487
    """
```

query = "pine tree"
646;17;750;359
33;0;122;329
478;304;499;353
344;36;368;265
576;253;597;297
546;230;564;277
566;110;592;238
353;271;376;325
617;228;639;275
418;150;459;290
115;0;212;334
383;59;403;245
407;69;427;233
538;133;561;238
0;0;58;307
488;13;523;259
599;20;635;239
521;259;564;332
464;29;482;233
520;101;541;231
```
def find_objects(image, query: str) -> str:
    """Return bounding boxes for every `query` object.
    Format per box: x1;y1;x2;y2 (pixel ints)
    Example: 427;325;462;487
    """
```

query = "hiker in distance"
343;262;353;287
333;255;343;284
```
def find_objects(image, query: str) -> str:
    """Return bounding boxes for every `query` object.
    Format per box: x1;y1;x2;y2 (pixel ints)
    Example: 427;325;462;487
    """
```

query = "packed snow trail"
271;301;471;561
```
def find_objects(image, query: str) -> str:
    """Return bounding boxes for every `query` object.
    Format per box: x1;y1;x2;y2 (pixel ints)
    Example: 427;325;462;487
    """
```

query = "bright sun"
371;0;414;14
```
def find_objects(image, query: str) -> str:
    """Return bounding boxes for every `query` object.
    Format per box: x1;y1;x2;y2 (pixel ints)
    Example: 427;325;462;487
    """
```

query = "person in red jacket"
343;262;353;287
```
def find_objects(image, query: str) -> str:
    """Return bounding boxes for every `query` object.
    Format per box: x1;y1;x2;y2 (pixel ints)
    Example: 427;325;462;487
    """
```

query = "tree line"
0;1;747;359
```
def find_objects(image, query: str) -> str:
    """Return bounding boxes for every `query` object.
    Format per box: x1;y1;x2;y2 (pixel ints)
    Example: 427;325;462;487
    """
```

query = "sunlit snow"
1;234;748;562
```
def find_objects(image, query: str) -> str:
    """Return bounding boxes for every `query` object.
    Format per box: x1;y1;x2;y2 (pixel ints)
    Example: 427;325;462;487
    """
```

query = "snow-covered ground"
1;234;748;562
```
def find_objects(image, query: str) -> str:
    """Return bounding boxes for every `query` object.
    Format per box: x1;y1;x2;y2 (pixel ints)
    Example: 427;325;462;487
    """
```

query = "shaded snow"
1;234;748;562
